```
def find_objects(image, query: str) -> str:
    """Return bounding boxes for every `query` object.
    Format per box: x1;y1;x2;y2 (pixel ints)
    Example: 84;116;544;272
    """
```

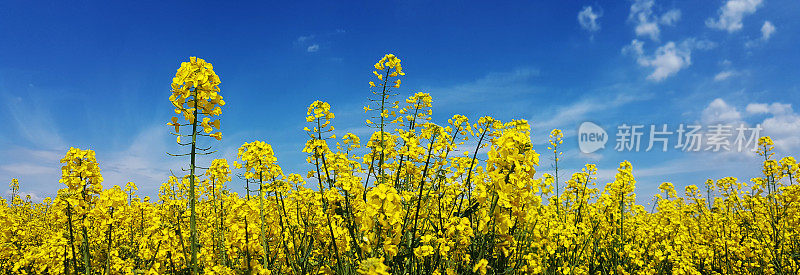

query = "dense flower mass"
2;54;800;275
168;56;225;142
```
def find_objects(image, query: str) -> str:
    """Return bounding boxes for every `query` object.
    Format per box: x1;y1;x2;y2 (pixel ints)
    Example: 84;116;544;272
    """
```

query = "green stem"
188;88;200;274
66;203;79;273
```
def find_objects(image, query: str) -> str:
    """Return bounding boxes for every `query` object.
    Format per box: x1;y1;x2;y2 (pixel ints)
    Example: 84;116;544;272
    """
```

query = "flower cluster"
369;54;404;89
168;56;224;141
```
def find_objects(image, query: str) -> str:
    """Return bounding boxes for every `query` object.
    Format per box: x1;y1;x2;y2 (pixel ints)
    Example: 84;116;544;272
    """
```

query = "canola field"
2;55;799;275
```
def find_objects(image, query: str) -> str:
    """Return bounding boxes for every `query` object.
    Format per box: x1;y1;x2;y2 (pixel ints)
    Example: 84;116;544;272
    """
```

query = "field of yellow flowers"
2;55;800;275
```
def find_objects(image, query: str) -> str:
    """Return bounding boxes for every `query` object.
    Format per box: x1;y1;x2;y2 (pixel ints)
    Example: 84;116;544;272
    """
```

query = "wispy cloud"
2;92;66;150
0;121;225;200
659;9;681;26
713;70;737;81
0;91;71;200
0;146;64;200
423;67;540;106
578;6;602;32
531;90;652;145
99;125;182;194
294;29;346;53
625;152;760;189
0;163;58;182
296;35;315;44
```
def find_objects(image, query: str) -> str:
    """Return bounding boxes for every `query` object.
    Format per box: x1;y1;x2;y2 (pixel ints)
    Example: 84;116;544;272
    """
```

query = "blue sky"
1;0;798;203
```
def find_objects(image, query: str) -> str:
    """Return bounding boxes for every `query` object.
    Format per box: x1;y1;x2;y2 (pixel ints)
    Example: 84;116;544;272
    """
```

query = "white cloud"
761;112;800;151
592;99;795;198
630;0;658;40
578;6;602;32
701;100;800;152
701;98;742;125
744;21;776;47
745;103;770;114
761;21;776;40
636;22;660;41
746;102;791;115
307;44;320;52
714;70;736;81
628;0;681;41
659;9;681;26
706;0;763;33
685;38;717;50
623;2;710;81
623;38;715;81
745;102;800;151
622;39;645;56
696;99;763;161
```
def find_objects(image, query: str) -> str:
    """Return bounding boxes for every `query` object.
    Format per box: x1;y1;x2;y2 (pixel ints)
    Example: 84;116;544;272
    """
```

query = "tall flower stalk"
167;56;225;274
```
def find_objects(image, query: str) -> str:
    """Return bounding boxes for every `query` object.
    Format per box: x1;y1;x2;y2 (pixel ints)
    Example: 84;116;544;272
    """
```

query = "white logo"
578;122;607;153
